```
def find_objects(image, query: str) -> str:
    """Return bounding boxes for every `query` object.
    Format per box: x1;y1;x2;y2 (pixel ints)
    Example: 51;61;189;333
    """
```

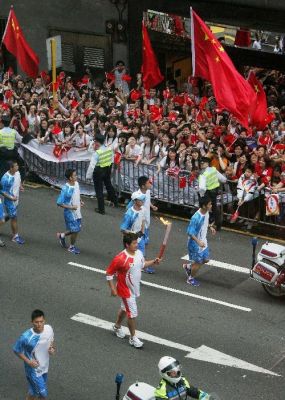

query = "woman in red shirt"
255;157;273;190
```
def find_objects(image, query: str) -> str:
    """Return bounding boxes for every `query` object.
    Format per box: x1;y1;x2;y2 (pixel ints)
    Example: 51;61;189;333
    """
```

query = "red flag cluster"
191;9;256;127
3;7;39;78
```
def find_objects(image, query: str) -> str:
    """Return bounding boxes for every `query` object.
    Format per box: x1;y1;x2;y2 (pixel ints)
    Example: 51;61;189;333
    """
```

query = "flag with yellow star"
190;8;256;127
2;7;39;79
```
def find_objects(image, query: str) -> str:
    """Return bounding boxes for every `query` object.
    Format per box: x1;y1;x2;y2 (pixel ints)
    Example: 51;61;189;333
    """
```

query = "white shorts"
121;296;138;318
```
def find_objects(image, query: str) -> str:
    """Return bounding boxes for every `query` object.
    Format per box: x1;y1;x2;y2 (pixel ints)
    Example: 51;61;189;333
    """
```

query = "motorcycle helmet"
158;356;182;384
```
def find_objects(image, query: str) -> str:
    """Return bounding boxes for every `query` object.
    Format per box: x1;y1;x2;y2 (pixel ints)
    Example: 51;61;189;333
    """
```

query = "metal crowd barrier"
22;148;285;231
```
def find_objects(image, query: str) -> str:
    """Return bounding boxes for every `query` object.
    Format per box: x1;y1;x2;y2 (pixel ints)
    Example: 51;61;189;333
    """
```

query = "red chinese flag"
247;71;271;130
141;22;164;89
191;9;256;127
2;8;39;79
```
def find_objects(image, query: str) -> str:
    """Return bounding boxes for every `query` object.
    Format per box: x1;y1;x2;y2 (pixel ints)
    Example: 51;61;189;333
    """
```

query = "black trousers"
205;188;221;230
93;166;117;212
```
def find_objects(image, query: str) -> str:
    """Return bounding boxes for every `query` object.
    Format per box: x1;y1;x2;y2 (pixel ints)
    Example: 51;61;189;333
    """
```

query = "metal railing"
22;147;285;231
143;10;190;39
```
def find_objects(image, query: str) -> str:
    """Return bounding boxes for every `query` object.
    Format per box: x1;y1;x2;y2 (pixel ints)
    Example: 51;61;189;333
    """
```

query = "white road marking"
68;262;251;312
181;255;249;274
71;313;280;376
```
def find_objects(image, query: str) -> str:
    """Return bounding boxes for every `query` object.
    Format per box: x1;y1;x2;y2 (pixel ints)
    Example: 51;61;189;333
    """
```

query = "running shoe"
129;336;144;348
0;239;5;247
57;232;67;248
187;277;200;286
183;263;192;277
113;324;126;339
68;246;80;255
12;235;25;245
143;267;155;274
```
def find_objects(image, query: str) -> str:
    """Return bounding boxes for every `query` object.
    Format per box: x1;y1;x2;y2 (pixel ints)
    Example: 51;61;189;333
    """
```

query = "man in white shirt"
13;310;55;399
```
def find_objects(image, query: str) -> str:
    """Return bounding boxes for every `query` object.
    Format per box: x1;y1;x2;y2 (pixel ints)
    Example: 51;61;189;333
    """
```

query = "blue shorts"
64;210;81;233
144;227;150;246
4;200;17;219
27;372;48;398
0;202;4;221
188;245;210;264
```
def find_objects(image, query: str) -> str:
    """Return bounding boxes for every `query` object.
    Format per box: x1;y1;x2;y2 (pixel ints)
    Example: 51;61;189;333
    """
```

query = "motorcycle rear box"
258;243;285;267
252;260;279;283
123;382;155;400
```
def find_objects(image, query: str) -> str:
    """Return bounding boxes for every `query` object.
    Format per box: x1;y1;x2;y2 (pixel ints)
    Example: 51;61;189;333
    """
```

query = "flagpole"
190;7;195;77
50;38;57;107
1;7;12;46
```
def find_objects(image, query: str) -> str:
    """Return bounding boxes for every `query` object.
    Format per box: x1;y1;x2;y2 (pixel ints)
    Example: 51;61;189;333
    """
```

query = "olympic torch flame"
157;217;172;259
159;217;170;225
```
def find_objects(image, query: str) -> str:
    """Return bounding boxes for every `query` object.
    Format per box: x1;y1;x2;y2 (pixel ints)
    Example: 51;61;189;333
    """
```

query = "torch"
157;217;172;259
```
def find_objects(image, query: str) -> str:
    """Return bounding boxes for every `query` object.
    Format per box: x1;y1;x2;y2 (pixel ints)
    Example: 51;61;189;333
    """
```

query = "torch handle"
157;244;166;259
157;223;172;259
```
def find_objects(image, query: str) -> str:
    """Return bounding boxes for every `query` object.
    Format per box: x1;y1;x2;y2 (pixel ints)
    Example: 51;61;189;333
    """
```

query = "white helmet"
158;356;182;384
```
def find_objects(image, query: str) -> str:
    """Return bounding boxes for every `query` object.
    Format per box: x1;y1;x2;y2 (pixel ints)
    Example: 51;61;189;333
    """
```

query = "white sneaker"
129;336;144;348
0;239;5;247
113;325;126;339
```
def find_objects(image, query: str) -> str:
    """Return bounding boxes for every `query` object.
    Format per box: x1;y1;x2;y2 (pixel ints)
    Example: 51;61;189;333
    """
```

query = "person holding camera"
206;143;229;173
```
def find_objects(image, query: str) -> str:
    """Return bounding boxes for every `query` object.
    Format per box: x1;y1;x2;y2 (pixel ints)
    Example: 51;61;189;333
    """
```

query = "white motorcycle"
250;238;285;297
116;375;218;400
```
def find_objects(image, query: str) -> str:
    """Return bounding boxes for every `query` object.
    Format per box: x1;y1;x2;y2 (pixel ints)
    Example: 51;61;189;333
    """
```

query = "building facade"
1;0;285;81
0;0;128;78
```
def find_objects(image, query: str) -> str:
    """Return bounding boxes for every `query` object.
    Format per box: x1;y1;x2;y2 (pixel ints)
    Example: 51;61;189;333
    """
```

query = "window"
83;46;104;69
49;29;112;76
61;43;75;72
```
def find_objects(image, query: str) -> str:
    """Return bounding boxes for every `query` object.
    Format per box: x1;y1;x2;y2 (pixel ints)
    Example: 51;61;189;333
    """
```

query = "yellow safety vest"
96;148;113;167
201;167;219;190
0;128;16;150
154;378;190;399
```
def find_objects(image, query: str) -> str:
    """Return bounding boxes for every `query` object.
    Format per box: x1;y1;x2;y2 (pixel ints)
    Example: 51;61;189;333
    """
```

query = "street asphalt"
0;185;284;400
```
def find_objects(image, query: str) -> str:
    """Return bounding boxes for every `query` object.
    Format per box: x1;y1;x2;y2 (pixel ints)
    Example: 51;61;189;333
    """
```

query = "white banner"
21;140;91;162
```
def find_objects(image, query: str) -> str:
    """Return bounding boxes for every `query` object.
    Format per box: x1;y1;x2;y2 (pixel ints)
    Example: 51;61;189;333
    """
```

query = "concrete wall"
0;0;128;72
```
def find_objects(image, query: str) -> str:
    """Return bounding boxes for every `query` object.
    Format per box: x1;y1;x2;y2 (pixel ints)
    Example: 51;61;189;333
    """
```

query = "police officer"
86;133;118;214
155;356;209;399
0;113;22;179
198;157;227;231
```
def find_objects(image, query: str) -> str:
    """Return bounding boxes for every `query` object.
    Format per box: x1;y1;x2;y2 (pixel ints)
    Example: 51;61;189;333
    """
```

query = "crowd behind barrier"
21;144;285;230
0;63;285;231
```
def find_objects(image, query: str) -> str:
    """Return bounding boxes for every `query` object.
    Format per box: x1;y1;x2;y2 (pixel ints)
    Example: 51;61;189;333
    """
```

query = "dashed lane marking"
181;255;249;274
68;262;252;312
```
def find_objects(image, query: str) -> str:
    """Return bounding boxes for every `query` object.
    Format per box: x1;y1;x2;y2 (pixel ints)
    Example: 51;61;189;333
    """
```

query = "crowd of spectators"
1;63;285;227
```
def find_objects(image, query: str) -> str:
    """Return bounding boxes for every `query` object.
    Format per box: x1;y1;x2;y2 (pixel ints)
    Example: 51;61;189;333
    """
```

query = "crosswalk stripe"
71;313;280;376
181;255;249;274
68;262;252;312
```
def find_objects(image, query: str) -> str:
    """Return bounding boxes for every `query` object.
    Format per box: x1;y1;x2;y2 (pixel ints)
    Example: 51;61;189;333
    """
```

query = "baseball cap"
131;191;146;202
